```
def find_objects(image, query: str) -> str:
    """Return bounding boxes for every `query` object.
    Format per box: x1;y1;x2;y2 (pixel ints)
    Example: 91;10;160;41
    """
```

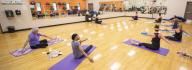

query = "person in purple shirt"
22;27;52;49
71;33;94;63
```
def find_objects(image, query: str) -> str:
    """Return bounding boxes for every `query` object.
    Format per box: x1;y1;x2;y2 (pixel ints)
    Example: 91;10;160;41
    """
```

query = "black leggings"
79;45;93;59
30;39;48;49
132;16;138;20
139;43;159;50
155;19;162;23
95;20;102;24
165;36;181;41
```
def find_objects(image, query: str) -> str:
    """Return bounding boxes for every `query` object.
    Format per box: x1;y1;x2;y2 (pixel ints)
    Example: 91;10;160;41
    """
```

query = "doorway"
184;2;192;20
88;3;93;11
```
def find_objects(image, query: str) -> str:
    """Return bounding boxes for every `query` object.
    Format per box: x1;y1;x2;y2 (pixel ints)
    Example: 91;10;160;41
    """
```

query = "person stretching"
131;25;174;50
71;33;94;63
132;12;138;20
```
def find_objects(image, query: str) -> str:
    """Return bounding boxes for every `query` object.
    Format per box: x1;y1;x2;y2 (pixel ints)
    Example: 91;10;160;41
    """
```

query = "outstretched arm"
145;33;154;37
39;33;53;39
22;36;29;49
79;38;88;44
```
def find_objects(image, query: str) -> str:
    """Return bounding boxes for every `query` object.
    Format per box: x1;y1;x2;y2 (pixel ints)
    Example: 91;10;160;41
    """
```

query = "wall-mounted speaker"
15;10;21;15
5;10;14;17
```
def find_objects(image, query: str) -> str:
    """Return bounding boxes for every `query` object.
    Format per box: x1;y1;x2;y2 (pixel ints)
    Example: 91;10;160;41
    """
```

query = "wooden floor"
0;17;192;70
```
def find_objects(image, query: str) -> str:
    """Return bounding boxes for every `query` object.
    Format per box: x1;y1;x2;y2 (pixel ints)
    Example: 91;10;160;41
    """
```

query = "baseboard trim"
2;16;155;33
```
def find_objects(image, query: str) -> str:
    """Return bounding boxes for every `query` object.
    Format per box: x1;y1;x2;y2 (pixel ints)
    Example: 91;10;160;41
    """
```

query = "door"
88;3;93;11
184;2;192;20
0;23;2;33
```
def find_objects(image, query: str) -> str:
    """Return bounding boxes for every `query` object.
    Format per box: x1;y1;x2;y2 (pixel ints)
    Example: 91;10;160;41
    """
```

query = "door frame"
0;23;3;33
184;2;192;19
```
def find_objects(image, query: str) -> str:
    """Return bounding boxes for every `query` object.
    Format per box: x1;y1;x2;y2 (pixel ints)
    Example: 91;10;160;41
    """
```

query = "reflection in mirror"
52;3;57;11
66;3;70;10
77;3;80;10
30;4;35;17
98;0;167;15
123;0;167;14
36;3;42;12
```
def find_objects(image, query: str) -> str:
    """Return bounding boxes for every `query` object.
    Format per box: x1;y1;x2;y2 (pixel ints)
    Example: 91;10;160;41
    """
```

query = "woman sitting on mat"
132;12;138;20
131;25;173;50
155;13;162;23
95;15;102;24
165;25;183;42
22;27;53;49
172;18;180;29
170;15;186;22
71;33;94;63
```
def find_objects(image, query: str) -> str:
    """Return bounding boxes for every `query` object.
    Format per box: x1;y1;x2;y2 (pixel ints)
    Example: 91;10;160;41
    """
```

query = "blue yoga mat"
123;39;169;56
161;24;173;27
141;32;148;36
49;45;96;70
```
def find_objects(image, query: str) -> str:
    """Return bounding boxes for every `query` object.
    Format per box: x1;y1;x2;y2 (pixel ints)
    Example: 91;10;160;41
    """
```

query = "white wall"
164;0;187;18
0;0;33;32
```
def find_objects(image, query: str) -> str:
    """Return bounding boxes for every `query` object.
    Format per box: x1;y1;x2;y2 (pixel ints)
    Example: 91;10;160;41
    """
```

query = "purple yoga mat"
49;45;96;70
10;38;63;57
123;39;169;56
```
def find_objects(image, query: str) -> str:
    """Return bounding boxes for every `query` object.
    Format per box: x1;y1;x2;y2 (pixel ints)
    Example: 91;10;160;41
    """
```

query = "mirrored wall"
29;0;87;19
99;0;167;14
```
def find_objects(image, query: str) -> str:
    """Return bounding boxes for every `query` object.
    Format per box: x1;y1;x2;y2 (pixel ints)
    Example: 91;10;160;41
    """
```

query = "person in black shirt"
155;13;162;23
95;16;102;24
170;15;186;22
132;12;138;20
165;25;183;42
131;25;174;50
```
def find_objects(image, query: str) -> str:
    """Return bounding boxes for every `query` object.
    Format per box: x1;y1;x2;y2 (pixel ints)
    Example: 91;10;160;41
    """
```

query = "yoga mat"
161;24;173;27
49;45;96;70
10;48;33;57
160;29;174;33
177;51;192;59
145;21;154;24
141;32;148;36
48;38;64;46
10;38;63;57
123;39;169;56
